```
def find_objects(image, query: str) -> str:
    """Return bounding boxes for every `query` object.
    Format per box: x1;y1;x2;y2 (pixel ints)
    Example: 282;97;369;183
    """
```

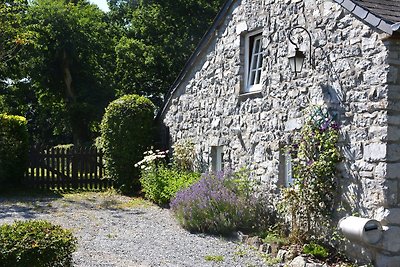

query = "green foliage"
114;0;225;106
1;0;224;145
302;242;330;259
52;144;74;150
0;114;29;187
260;254;281;265
171;170;275;235
204;255;224;262
100;94;155;194
136;149;201;205
0;220;77;267
107;0;139;27
2;0;117;145
262;233;289;246
280;106;340;243
0;0;30;67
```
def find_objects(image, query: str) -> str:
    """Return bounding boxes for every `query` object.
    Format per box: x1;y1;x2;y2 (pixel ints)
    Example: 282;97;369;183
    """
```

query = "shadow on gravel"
59;198;135;211
0;198;60;220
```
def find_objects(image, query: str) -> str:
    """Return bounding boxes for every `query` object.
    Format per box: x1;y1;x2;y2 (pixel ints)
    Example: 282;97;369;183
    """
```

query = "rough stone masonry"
159;0;400;265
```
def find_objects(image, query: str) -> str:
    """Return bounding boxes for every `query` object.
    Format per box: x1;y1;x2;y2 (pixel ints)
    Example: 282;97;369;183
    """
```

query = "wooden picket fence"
25;146;112;190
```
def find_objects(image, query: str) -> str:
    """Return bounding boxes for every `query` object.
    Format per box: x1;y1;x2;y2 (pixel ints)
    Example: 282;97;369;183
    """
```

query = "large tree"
0;0;32;124
112;0;225;106
107;0;138;27
0;0;29;66
13;0;117;145
1;0;225;145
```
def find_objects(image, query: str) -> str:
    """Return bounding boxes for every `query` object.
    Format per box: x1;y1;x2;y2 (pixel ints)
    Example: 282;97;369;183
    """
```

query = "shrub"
302;242;329;259
0;114;29;188
100;94;155;194
136;149;201;205
281;106;340;243
170;170;275;235
0;220;77;267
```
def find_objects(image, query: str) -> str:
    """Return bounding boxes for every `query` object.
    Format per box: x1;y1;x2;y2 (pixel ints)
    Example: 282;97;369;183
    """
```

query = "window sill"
238;90;262;101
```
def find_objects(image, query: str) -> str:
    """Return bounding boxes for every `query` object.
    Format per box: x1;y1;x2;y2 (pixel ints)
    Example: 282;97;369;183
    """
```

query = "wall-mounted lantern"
288;26;315;76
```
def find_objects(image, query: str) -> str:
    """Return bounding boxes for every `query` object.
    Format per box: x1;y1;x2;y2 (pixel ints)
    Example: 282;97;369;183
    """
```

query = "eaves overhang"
333;0;399;35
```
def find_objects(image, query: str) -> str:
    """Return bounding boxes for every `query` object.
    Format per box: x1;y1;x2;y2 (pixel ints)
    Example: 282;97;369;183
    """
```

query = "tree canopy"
0;0;224;145
114;0;225;106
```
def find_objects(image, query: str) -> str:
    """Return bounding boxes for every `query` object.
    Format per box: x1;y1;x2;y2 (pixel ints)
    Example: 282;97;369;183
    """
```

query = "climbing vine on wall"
281;106;340;243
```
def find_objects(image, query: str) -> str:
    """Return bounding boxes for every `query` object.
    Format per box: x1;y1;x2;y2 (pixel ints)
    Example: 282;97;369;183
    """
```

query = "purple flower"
170;170;261;235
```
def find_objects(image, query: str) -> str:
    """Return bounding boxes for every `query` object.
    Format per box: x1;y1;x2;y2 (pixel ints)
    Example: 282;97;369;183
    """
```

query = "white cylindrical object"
338;216;382;245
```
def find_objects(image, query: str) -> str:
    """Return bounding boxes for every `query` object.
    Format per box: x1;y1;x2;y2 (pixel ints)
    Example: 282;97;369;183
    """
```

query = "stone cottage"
157;0;400;265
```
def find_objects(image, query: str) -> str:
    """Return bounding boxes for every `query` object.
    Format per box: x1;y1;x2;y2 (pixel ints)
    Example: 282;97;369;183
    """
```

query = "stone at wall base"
289;256;307;267
375;254;400;267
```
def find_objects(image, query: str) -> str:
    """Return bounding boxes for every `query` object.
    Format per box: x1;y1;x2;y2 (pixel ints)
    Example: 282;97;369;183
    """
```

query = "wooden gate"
25;146;112;190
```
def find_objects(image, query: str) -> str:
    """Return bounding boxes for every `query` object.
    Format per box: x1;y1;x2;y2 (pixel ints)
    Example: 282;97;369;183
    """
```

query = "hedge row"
0;114;29;187
100;94;155;194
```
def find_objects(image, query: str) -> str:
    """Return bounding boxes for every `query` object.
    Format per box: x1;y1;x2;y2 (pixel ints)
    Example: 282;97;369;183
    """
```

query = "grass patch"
106;233;117;239
114;197;153;209
234;249;247;257
204;255;224;262
60;188;117;199
262;233;289;246
260;254;281;265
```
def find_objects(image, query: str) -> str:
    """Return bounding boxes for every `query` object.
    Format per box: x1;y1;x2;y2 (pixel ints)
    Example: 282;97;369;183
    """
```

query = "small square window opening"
211;146;224;172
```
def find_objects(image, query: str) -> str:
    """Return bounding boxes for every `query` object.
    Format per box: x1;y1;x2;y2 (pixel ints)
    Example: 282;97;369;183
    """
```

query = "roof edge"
156;0;236;120
332;0;394;34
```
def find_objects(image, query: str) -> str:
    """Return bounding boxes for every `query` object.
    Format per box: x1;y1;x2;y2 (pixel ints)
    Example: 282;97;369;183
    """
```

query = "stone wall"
160;0;399;264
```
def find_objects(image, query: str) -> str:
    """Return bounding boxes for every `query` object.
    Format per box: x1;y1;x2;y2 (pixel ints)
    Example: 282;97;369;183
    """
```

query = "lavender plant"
171;170;275;235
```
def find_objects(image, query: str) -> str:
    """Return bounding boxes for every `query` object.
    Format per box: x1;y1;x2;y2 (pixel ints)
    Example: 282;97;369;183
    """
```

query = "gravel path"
0;192;270;267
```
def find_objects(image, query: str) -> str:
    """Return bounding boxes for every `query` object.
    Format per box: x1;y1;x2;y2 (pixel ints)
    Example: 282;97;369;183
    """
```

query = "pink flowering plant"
281;106;340;243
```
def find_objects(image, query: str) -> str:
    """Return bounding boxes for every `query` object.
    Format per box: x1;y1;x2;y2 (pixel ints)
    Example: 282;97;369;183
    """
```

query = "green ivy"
281;107;340;243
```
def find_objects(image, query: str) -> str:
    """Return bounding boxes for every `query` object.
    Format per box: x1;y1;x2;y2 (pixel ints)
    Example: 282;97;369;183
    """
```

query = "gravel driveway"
0;192;270;267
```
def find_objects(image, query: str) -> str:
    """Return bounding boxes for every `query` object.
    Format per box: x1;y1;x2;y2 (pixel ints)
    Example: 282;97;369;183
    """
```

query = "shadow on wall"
319;50;366;217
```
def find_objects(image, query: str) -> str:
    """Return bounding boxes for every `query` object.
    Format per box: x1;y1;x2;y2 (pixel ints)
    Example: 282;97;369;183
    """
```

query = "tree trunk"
61;48;82;146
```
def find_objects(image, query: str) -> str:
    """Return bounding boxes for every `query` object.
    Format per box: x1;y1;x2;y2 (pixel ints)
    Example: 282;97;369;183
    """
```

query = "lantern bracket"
288;26;315;75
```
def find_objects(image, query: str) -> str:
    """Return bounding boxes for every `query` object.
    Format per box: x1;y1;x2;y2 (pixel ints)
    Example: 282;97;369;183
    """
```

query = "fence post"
72;147;79;188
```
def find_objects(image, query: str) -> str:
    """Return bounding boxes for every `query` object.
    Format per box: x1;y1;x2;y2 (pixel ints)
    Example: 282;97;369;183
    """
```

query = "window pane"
249;70;256;85
257;54;263;69
254;39;260;54
255;69;261;84
252;54;258;69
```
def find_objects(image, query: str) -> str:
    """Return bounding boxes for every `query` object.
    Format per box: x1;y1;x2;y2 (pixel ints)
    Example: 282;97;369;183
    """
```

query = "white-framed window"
211;146;224;172
244;30;263;93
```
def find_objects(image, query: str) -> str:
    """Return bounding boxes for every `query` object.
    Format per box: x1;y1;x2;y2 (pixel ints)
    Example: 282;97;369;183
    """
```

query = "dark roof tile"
353;0;400;23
